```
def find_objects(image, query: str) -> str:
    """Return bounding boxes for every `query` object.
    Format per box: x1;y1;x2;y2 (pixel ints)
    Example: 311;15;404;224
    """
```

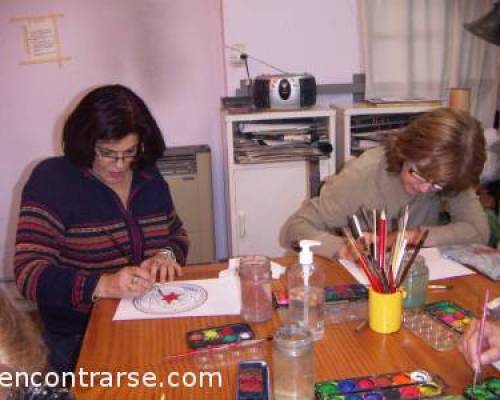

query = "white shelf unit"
222;107;336;257
332;103;441;170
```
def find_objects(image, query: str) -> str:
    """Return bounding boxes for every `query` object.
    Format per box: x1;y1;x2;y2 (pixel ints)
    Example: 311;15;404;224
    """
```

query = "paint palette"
315;370;446;400
237;360;271;400
186;323;255;349
423;301;474;334
403;309;461;352
463;377;500;400
273;284;368;308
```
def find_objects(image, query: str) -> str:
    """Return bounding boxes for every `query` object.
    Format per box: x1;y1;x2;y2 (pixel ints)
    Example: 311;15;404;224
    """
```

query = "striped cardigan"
14;157;189;336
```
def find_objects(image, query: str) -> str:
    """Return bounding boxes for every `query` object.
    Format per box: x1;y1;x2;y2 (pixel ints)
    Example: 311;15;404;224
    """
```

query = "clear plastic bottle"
287;240;325;340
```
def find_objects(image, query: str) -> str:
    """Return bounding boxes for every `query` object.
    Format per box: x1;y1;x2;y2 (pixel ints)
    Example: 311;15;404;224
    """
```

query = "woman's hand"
140;253;183;283
338;234;371;262
94;266;154;299
459;319;500;370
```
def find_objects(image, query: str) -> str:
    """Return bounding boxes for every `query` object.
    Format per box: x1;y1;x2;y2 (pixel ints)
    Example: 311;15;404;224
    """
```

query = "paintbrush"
107;232;132;263
349;214;372;260
472;290;490;391
164;336;273;361
395;229;429;288
359;206;373;232
427;284;452;290
354;319;368;333
342;227;384;292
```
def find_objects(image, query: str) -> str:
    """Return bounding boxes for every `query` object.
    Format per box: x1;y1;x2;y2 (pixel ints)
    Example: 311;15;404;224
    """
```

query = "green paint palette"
463;377;500;400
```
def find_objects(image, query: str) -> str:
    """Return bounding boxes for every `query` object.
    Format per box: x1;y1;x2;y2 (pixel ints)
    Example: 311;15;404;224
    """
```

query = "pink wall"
222;0;361;94
0;0;361;277
0;0;227;276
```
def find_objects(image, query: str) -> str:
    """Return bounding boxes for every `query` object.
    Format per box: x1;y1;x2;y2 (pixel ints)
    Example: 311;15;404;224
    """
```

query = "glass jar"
239;255;272;322
273;324;314;400
402;254;429;309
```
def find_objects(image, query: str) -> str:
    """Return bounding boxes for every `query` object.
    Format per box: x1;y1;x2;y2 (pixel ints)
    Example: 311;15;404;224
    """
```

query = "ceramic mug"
368;288;404;334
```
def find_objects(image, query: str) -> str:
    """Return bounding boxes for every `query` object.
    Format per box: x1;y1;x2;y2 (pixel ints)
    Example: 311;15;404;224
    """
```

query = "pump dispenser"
288;240;325;340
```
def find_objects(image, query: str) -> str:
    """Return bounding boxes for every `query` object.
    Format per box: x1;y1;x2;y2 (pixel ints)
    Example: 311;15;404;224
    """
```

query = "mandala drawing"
133;283;208;314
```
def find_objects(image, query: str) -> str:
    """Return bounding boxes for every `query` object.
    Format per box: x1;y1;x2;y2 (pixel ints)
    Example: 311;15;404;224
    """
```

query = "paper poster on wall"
10;14;71;67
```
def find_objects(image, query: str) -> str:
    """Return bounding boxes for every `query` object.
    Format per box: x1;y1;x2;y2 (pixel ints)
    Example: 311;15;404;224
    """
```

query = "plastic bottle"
288;240;325;340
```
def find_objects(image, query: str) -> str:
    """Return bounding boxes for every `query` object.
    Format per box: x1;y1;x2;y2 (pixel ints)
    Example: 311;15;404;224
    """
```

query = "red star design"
162;291;180;304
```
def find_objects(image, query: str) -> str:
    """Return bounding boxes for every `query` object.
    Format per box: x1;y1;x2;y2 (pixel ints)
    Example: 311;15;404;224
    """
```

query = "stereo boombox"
253;73;316;110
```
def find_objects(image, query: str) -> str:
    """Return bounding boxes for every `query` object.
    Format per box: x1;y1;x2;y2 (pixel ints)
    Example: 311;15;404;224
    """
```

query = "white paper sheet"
339;247;475;285
420;247;476;280
113;276;241;321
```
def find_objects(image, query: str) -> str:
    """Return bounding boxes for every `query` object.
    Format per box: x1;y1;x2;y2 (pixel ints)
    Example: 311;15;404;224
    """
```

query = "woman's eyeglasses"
408;166;444;191
95;145;139;163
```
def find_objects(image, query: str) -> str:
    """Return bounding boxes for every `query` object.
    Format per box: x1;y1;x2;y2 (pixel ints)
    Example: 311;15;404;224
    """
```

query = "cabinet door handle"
238;213;246;238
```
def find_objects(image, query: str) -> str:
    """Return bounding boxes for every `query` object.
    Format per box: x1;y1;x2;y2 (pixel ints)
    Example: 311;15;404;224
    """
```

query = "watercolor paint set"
403;301;474;351
237;360;271;400
463;377;500;400
186;323;255;349
273;284;368;308
403;309;461;351
315;370;446;400
423;301;474;334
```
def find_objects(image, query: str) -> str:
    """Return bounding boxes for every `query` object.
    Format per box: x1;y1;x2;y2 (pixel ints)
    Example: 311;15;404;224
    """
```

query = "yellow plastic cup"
368;288;404;334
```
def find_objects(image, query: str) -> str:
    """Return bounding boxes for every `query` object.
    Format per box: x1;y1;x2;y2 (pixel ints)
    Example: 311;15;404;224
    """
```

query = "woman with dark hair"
283;107;489;259
14;85;189;374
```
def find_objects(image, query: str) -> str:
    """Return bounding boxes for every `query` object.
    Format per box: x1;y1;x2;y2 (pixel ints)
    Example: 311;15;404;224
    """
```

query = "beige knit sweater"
282;146;489;259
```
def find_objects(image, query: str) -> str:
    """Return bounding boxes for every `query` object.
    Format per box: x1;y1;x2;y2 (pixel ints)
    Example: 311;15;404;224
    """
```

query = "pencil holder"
368;288;404;334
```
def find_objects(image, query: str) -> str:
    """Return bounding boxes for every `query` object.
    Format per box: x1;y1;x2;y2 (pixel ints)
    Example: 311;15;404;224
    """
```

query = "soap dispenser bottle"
288;240;325;340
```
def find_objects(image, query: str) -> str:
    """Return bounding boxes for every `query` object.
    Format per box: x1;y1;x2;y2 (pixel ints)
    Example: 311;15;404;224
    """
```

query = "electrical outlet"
229;44;246;66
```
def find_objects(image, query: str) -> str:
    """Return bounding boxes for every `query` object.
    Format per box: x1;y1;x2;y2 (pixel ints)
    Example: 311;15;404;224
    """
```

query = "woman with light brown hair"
0;292;46;376
283;108;489;259
0;290;72;399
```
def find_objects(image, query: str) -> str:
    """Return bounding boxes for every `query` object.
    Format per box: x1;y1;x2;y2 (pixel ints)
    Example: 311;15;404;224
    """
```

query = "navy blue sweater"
14;157;189;336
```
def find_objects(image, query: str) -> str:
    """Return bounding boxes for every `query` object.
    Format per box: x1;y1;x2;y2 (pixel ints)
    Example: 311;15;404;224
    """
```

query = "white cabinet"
332;103;441;170
223;107;336;257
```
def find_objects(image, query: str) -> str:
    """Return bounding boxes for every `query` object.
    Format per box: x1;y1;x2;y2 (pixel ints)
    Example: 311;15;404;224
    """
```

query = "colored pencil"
378;210;387;272
342;227;384;292
473;289;490;391
372;209;378;262
396;229;429;288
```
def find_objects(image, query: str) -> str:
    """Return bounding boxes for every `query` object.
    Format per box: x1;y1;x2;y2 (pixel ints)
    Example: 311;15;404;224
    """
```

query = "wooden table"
73;257;499;399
